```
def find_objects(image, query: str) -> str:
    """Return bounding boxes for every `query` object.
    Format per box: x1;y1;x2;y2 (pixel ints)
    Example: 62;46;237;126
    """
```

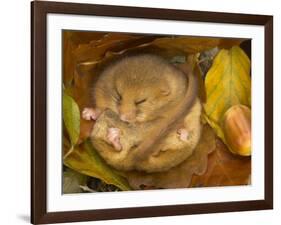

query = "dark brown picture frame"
31;1;273;224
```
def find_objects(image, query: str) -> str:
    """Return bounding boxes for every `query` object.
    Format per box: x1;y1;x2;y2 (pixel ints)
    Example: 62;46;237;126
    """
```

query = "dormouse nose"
120;113;135;123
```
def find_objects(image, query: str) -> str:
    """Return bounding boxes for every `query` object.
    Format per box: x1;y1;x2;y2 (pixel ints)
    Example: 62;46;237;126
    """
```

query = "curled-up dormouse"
83;54;202;172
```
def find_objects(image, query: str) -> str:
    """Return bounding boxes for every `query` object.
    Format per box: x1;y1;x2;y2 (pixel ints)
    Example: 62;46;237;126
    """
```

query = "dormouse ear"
161;88;170;96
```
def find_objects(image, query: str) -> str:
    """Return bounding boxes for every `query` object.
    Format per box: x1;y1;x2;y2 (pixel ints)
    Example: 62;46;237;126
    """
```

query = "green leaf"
63;93;80;146
203;46;251;153
63;168;88;194
64;139;131;191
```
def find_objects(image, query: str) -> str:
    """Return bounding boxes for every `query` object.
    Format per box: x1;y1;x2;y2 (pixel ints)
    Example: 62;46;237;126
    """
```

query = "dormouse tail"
133;70;198;162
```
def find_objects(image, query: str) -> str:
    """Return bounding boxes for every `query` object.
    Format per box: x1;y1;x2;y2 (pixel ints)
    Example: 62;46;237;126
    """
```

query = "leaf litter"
62;31;251;191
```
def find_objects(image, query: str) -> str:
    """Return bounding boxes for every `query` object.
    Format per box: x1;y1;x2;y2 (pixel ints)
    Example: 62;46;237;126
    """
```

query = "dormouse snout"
118;98;137;123
120;113;136;123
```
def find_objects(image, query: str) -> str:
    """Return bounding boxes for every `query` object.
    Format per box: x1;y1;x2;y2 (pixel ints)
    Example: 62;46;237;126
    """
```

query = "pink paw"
107;128;122;151
177;128;190;142
82;108;101;121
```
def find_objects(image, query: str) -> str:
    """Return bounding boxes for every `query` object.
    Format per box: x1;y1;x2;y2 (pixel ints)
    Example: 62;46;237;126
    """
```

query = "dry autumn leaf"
64;32;244;90
63;31;251;191
190;139;251;187
203;46;251;153
151;37;243;54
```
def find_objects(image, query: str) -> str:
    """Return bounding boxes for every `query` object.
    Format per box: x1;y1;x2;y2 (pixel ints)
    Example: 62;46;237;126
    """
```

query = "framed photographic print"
31;1;273;224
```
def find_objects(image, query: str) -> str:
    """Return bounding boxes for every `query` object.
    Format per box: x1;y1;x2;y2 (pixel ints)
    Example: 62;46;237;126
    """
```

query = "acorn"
222;104;251;156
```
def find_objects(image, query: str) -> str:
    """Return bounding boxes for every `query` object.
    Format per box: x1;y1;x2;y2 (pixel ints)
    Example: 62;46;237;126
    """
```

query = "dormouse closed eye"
116;90;122;101
135;98;147;105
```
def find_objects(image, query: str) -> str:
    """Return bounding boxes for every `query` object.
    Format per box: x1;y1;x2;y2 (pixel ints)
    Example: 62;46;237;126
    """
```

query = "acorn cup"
222;105;251;156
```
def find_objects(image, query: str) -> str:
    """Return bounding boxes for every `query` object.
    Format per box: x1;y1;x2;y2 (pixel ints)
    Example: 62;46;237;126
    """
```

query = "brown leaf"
63;32;76;87
190;139;251;187
151;37;244;54
63;31;251;190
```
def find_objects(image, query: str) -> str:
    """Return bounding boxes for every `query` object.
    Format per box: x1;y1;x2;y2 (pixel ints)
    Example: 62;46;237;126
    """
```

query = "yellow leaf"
203;46;251;153
64;139;131;191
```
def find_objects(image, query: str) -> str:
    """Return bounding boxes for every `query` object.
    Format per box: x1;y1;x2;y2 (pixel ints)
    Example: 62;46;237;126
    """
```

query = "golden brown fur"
93;54;188;122
90;54;198;164
90;101;202;172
